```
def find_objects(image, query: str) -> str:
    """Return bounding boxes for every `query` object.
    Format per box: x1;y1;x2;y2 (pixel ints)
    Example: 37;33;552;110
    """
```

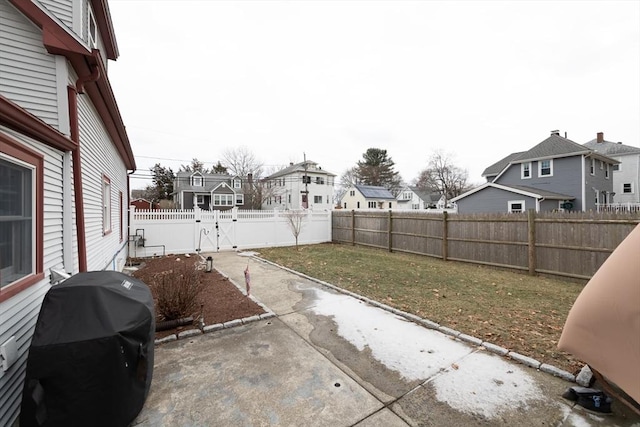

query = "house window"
368;201;377;208
508;200;525;213
350;190;355;196
213;194;233;206
0;138;43;301
119;191;123;242
599;160;604;170
343;202;347;208
521;162;531;179
590;158;595;175
605;164;610;179
191;174;203;186
357;202;360;208
288;194;291;203
388;202;392;208
623;183;633;194
88;8;97;48
314;195;322;203
315;177;325;185
102;175;111;234
412;203;419;209
612;163;620;171
233;179;241;189
539;159;552;177
236;194;244;205
196;194;204;205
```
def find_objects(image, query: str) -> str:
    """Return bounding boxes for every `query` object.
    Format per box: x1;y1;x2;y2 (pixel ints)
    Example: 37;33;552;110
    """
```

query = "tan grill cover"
558;223;640;404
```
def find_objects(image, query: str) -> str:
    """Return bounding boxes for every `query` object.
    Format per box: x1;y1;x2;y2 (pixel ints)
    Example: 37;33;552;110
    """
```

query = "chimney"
550;130;560;136
597;132;604;143
247;173;253;184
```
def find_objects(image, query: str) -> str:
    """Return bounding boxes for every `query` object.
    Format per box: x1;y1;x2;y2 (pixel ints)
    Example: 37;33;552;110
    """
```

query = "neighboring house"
452;131;618;213
172;171;244;210
0;1;135;425
341;184;397;210
584;132;640;204
130;198;157;210
396;186;445;209
262;160;336;210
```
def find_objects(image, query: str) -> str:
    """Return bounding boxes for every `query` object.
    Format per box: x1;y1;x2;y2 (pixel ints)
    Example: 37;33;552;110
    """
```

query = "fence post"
528;209;536;275
351;210;355;246
442;211;448;261
388;210;393;252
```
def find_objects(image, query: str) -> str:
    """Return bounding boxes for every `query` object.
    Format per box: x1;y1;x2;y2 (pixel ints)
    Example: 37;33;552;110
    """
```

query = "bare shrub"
150;264;206;321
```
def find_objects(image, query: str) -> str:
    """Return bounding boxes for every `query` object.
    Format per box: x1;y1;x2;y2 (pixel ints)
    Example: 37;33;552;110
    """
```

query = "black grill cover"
20;271;155;427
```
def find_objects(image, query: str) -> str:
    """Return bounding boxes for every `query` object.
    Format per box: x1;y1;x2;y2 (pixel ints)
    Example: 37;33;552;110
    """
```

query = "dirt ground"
130;255;265;339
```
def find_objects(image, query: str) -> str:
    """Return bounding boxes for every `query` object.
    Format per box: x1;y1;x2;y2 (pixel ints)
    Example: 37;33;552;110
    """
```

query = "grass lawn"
257;242;586;375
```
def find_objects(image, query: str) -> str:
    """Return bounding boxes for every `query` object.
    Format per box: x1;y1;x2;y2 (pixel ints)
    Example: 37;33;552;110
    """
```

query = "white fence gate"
129;207;332;258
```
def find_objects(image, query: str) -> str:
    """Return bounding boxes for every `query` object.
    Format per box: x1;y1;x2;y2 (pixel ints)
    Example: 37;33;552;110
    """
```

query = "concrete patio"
133;252;640;426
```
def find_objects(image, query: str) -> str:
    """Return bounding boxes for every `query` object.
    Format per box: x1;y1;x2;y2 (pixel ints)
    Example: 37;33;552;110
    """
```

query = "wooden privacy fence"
332;210;640;280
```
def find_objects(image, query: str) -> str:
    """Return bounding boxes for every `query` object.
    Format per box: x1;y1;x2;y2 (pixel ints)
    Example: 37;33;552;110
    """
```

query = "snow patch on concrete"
429;351;543;418
310;288;473;381
310;287;545;419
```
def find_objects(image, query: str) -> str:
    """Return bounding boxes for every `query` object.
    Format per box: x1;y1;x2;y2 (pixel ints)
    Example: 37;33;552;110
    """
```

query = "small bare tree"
284;210;306;250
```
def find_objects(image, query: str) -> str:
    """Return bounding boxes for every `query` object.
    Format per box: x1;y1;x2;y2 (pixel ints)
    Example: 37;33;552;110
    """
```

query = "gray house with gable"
452;131;618;213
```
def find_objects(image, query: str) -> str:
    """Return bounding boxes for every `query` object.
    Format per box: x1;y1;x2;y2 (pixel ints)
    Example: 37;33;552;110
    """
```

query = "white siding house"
340;184;397;210
262;160;336;210
0;1;135;425
584;132;640;204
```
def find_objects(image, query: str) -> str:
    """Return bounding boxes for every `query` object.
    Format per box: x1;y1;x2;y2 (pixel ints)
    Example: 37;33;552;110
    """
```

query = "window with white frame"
196;194;204;205
590;158;595;175
508;200;525;213
315;177;325;185
102;175;111;234
368;201;377;208
599;160;604;170
605;163;610;179
236;194;244;205
412;203;420;209
613;162;620;171
191;174;203;186
350;190;355;196
623;183;633;194
521;162;531;179
233;179;241;189
1;156;35;289
314;195;322;203
539;159;553;177
213;194;234;206
88;8;97;48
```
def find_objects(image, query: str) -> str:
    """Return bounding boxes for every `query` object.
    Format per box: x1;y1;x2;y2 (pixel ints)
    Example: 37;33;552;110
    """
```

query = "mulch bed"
130;255;265;340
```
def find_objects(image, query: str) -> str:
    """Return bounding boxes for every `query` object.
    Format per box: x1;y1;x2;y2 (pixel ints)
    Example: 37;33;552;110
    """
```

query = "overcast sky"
108;1;640;190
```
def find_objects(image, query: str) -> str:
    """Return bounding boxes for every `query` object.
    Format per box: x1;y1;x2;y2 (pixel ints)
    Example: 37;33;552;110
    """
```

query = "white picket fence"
129;207;332;257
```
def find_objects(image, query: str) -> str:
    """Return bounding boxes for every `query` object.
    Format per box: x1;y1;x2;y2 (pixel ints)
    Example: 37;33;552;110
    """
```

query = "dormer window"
191;173;203;187
233;179;241;189
88;8;97;49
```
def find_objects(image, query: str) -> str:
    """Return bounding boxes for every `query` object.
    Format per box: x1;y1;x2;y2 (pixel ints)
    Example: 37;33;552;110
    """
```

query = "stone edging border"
154;270;276;346
252;255;577;384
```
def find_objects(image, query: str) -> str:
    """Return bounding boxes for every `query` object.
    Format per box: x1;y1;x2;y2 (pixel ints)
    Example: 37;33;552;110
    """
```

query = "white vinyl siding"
39;0;74;29
0;2;59;128
0;126;65;427
77;94;129;272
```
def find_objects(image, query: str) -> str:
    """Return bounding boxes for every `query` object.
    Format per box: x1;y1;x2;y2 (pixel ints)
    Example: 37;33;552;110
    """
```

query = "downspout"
581;154;587;212
68;60;101;272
